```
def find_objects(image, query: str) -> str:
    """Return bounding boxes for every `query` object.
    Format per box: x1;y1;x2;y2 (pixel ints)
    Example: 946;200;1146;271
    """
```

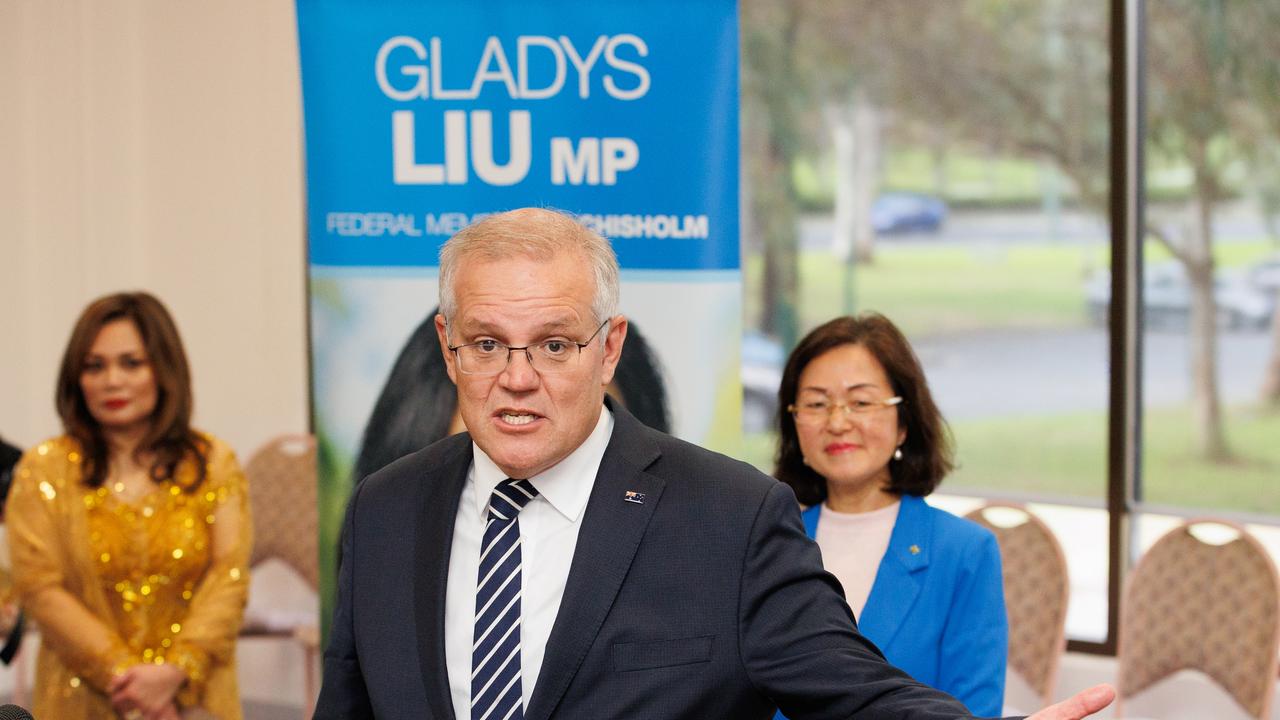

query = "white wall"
0;0;309;459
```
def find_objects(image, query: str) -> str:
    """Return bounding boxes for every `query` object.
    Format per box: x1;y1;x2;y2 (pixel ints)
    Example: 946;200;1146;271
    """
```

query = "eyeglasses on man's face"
787;393;904;426
447;319;609;376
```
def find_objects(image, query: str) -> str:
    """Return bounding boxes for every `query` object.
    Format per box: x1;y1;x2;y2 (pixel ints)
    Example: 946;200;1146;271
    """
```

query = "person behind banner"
353;307;671;485
8;292;252;720
773;313;1008;717
315;206;1112;720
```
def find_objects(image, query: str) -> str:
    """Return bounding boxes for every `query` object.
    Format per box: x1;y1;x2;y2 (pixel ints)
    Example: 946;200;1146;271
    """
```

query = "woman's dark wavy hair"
773;313;954;507
56;291;207;490
353;309;671;482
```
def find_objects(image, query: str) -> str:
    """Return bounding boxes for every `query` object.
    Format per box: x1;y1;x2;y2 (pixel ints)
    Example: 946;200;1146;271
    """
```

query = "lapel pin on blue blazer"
624;490;646;504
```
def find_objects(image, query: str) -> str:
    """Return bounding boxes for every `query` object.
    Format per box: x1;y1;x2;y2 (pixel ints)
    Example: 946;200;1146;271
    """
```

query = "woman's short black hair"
774;313;954;507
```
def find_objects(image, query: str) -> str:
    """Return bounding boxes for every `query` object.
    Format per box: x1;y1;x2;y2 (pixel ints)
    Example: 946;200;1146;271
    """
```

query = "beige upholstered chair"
1116;520;1280;720
240;434;320;717
965;503;1069;707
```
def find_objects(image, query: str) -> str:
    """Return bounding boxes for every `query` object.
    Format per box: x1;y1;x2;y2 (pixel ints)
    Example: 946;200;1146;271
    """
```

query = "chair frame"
966;501;1070;707
241;433;321;719
1115;517;1280;720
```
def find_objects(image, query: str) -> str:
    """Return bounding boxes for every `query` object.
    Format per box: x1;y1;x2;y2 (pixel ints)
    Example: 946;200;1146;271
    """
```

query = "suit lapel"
414;437;473;720
858;495;931;649
525;406;664;720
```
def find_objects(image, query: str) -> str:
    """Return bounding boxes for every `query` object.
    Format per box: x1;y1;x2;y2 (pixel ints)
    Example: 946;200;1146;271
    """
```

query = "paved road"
745;204;1276;427
788;203;1275;418
913;327;1273;421
742;325;1274;431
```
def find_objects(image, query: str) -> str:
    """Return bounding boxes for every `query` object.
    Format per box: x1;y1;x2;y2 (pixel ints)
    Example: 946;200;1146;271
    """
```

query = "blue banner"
299;1;739;269
297;0;740;632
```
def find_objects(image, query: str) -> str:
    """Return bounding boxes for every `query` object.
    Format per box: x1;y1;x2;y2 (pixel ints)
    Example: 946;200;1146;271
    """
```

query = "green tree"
741;1;903;339
1225;1;1280;407
866;0;1254;461
741;0;806;348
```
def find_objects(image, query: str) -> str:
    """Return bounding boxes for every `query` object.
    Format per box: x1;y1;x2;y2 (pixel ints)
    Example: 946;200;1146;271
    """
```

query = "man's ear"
599;315;628;387
435;313;458;384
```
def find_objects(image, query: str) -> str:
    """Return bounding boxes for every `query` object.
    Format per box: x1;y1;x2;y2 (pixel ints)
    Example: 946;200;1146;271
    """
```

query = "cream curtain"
0;0;309;457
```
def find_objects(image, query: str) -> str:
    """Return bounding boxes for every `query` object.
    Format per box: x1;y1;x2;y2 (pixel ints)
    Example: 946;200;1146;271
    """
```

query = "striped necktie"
472;477;539;720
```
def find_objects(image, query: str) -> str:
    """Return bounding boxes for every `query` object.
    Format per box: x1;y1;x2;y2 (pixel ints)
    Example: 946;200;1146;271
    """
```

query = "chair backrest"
965;503;1069;706
244;434;319;590
1117;520;1280;720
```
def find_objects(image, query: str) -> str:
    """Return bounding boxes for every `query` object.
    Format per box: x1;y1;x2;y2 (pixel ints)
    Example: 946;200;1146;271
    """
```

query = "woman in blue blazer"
774;314;1007;717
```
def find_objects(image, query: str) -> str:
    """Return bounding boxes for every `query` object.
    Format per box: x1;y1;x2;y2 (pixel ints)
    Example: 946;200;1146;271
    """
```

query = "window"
1135;0;1280;587
739;0;1280;652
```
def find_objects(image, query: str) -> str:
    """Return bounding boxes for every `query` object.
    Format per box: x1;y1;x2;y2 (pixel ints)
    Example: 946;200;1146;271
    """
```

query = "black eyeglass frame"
446;318;610;376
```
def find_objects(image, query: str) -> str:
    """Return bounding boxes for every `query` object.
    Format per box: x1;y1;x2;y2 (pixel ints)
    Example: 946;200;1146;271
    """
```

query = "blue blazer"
799;495;1008;716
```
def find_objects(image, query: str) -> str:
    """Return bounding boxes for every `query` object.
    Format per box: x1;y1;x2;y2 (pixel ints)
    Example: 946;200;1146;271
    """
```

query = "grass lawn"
883;147;1047;206
739;405;1280;515
794;144;1211;210
796;147;1053;209
1138;405;1280;514
745;243;1105;337
745;239;1277;338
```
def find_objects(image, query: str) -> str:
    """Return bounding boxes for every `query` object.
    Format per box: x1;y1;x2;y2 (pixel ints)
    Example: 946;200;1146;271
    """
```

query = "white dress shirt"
445;407;615;718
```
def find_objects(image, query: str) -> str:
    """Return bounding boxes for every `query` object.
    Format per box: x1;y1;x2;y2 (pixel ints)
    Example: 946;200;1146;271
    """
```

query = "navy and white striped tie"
472;478;539;720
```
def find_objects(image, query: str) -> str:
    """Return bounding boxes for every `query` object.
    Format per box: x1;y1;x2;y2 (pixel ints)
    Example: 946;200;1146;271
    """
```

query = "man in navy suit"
315;207;1113;719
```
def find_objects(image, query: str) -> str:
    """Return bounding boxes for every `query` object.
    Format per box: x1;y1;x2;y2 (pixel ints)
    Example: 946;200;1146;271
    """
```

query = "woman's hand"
108;663;187;720
154;703;183;720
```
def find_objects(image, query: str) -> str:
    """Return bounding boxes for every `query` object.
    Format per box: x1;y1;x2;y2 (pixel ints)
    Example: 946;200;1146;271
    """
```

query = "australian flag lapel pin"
624;490;646;505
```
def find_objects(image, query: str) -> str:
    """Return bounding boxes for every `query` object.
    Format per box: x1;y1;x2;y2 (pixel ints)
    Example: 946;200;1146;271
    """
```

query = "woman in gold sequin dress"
9;292;252;720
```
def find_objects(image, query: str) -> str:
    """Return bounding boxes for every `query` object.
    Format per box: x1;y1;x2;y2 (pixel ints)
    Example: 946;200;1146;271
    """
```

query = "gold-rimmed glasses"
787;394;904;426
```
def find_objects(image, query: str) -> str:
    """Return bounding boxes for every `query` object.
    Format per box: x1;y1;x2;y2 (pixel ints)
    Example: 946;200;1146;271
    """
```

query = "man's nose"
498;348;541;391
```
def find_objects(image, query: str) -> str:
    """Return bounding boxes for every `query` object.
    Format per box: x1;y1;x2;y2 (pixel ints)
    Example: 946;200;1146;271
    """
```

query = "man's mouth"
500;412;538;426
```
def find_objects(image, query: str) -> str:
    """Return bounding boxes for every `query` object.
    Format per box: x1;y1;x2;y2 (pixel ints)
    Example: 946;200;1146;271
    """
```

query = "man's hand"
1027;684;1115;720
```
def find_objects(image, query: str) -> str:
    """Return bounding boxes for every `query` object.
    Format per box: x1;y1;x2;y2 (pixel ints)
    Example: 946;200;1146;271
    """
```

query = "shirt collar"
471;405;615;523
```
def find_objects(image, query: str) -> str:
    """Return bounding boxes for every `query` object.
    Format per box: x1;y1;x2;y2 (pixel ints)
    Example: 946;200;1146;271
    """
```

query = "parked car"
1084;262;1276;331
1249;253;1280;294
741;330;785;434
871;192;948;235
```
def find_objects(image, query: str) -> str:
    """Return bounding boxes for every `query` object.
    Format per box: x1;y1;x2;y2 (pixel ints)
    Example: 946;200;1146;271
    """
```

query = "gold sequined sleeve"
8;444;136;692
169;439;253;707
